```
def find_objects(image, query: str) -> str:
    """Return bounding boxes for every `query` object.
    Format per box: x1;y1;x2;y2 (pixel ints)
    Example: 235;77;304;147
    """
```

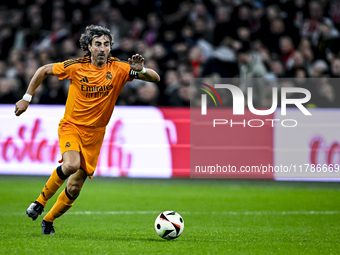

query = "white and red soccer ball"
154;211;184;239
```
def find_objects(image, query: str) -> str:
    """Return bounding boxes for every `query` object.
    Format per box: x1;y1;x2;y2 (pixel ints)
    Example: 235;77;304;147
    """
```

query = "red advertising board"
190;108;274;179
1;105;338;181
159;107;190;177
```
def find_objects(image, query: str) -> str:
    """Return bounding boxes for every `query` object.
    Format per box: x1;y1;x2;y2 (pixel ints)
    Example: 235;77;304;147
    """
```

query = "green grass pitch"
0;176;339;255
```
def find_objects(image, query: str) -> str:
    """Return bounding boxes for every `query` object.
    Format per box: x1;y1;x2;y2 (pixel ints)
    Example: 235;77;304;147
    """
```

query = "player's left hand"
14;99;29;116
128;54;145;72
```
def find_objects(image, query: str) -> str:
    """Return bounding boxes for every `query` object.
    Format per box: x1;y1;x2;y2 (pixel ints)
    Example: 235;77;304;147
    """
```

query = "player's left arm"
128;54;160;83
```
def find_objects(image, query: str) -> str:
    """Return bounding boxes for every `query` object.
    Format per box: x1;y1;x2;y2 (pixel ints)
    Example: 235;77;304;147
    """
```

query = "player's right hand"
15;99;29;116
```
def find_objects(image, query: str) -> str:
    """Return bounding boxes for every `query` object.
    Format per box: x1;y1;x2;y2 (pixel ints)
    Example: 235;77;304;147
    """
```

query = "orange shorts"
58;120;105;179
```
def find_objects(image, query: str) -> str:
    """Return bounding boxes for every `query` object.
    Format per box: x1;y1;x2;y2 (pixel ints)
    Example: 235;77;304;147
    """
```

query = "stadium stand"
1;0;340;107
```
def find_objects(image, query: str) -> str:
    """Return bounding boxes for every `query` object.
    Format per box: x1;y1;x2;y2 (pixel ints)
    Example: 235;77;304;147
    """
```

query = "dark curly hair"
79;25;114;56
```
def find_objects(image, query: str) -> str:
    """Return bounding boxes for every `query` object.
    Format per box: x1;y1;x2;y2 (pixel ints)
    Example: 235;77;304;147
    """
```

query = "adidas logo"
80;77;89;83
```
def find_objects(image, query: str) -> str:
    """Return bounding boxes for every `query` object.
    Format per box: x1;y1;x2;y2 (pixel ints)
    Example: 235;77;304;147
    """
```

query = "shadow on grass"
49;232;202;243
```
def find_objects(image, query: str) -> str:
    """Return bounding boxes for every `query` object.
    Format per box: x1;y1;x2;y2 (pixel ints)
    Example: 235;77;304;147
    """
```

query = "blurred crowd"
1;0;340;107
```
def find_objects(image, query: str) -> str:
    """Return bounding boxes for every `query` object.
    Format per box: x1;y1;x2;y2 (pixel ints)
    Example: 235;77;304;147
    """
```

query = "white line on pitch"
67;210;340;215
2;210;340;216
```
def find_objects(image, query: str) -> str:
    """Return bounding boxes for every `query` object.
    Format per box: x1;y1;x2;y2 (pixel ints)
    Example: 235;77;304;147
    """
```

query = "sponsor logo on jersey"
80;76;89;83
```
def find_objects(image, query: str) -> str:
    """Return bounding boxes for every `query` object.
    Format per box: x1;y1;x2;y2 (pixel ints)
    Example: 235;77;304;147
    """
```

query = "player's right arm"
15;63;54;116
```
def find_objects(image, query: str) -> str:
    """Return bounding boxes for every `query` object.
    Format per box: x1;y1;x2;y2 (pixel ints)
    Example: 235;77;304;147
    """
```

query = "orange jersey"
53;56;133;128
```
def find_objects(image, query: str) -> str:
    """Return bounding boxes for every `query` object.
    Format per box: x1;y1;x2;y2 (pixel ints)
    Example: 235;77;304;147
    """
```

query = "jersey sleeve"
52;60;77;80
117;61;134;82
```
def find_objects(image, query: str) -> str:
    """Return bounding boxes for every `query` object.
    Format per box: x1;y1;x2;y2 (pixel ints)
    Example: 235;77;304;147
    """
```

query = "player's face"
88;35;111;67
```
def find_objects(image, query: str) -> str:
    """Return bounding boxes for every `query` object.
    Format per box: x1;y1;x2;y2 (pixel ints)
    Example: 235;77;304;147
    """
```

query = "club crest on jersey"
106;71;113;81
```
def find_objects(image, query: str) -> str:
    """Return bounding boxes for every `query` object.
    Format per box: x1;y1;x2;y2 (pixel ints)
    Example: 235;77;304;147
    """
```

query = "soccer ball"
154;211;184;239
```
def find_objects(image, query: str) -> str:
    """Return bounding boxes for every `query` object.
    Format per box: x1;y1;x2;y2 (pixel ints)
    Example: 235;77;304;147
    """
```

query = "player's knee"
62;161;80;175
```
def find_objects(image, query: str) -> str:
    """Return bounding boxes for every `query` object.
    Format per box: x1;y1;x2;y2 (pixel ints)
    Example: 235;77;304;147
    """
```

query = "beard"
97;53;106;65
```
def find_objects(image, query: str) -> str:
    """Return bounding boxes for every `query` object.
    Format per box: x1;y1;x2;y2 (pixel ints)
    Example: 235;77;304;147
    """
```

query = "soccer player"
14;25;160;235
